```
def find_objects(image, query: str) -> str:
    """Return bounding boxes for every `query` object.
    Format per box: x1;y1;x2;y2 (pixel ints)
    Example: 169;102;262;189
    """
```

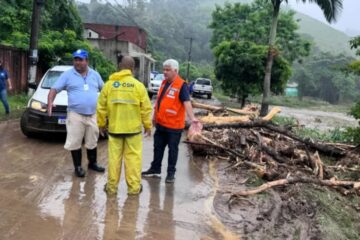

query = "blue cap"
72;49;88;59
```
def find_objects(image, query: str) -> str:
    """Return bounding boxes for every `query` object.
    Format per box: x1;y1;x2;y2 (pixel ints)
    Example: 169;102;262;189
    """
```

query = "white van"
192;78;213;99
148;73;164;99
20;65;72;137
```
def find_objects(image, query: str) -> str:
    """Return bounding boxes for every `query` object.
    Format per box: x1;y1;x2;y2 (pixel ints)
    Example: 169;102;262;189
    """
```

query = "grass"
303;187;360;240
0;94;30;121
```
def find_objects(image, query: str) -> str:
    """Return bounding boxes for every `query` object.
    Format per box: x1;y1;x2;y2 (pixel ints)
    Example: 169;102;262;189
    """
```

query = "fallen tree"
187;105;359;199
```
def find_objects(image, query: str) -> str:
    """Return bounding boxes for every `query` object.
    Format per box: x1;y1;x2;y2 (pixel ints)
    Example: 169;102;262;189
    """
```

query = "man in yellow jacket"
97;56;152;195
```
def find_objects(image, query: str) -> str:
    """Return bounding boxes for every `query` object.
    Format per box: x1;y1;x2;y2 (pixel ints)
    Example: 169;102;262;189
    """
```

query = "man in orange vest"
142;59;199;183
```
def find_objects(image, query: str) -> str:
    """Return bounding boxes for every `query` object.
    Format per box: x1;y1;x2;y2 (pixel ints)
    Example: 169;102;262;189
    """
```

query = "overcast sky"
76;0;360;36
287;0;360;36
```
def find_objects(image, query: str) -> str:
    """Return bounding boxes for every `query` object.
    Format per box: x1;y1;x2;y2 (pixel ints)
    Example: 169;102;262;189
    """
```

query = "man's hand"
144;128;151;138
47;103;55;116
190;118;202;130
47;89;57;116
99;127;108;138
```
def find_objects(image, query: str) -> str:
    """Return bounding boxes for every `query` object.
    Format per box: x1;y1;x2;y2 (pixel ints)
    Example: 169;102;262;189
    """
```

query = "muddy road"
1;98;358;240
0;119;240;240
278;106;357;131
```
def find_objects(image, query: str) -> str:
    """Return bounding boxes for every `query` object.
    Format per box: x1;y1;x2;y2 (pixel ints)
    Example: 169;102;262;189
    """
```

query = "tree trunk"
241;95;246;108
260;1;281;116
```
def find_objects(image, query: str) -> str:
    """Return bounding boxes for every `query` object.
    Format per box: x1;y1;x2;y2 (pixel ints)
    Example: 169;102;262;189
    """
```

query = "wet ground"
278;106;358;131
0;119;240;240
1;97;359;240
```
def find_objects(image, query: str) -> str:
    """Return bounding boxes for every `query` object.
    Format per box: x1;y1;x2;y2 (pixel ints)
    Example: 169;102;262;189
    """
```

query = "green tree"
209;0;310;63
209;0;305;106
0;0;115;80
292;52;357;103
259;0;343;116
345;36;360;143
213;41;291;107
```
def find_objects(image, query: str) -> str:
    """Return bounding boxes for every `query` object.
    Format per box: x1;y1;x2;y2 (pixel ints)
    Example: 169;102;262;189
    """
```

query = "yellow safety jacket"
97;69;152;134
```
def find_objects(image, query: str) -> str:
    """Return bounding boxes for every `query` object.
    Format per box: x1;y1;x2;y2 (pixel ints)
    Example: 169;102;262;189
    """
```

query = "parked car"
192;78;212;99
148;73;164;99
150;70;158;81
20;65;72;137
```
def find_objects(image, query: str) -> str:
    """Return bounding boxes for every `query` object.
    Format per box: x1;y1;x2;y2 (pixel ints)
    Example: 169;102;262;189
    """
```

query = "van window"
196;79;211;85
41;71;64;89
154;74;164;81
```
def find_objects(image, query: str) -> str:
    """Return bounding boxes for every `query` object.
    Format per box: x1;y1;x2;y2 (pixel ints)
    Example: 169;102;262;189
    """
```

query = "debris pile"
187;101;360;199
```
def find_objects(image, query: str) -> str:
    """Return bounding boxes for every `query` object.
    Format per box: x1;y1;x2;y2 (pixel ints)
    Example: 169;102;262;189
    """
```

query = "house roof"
84;23;147;50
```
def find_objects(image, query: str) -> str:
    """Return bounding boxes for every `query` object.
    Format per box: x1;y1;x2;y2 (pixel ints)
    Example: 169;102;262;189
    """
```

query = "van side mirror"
28;82;37;90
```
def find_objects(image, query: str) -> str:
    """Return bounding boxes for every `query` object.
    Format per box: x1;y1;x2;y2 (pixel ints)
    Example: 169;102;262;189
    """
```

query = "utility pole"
28;0;45;96
185;37;193;82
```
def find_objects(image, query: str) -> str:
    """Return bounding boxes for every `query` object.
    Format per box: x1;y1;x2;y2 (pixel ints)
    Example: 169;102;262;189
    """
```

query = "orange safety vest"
155;75;186;129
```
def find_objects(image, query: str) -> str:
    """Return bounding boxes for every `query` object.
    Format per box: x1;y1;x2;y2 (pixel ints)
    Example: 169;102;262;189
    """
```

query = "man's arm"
48;71;67;116
96;83;108;136
140;84;153;137
183;101;198;123
7;78;12;90
47;89;57;116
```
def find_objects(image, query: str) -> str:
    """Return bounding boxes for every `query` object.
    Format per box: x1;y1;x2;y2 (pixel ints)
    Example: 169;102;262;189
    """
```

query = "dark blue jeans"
150;129;182;176
0;89;9;114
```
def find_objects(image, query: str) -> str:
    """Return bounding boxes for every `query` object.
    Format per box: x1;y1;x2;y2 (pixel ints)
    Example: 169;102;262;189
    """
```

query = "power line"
105;0;140;27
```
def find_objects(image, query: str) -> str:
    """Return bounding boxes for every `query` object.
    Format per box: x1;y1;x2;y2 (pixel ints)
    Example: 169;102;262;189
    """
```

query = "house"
83;23;155;87
285;82;298;97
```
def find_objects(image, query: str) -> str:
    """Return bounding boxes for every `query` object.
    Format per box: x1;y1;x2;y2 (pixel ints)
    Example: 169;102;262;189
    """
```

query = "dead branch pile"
187;101;360;199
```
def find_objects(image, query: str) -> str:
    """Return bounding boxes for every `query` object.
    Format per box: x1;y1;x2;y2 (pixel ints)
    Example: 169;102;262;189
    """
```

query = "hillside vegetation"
295;12;355;56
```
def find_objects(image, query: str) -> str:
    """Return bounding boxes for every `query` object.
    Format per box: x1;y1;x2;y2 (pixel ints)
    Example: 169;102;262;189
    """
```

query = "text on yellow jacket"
97;69;152;134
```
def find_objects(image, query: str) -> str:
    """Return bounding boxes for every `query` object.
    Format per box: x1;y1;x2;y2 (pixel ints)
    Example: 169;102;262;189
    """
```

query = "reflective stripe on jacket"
155;75;185;129
97;69;152;134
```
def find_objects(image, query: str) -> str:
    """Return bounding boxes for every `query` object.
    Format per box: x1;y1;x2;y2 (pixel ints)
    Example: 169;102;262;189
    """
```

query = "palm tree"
259;0;343;116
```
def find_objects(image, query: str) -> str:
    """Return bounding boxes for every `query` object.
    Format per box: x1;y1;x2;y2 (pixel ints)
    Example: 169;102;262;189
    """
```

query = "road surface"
0;119;236;240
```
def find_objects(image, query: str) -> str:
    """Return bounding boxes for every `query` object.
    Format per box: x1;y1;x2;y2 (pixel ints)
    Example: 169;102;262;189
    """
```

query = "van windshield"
154;74;164;81
41;71;64;89
196;79;211;85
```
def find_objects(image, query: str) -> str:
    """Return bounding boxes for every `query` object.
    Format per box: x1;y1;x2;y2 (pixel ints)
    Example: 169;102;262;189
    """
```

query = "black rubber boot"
87;147;105;172
71;149;85;177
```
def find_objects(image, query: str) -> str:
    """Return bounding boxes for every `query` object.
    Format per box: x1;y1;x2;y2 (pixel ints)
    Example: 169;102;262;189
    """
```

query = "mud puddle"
0;120;235;239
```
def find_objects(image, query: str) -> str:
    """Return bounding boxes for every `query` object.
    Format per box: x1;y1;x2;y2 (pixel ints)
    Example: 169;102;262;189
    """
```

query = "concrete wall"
87;39;154;87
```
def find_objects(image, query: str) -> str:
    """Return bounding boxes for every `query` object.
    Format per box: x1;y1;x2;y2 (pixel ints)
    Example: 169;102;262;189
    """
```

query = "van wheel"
148;92;153;99
20;111;34;138
207;94;212;99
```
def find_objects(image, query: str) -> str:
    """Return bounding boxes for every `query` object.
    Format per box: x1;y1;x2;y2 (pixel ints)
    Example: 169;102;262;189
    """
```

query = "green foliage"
178;62;216;82
0;94;30;121
350;101;360;120
295;12;355;57
346;36;360;143
0;0;115;81
77;0;215;63
90;48;117;82
209;0;310;63
271;115;297;126
295;127;353;143
213;40;291;104
291;52;359;104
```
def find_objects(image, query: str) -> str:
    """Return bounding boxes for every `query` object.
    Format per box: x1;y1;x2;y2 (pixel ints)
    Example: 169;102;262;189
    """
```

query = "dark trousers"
150;129;182;175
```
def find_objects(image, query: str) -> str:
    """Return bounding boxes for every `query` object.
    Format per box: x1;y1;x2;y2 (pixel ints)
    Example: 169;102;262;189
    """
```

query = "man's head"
163;59;179;82
72;49;89;73
119;56;135;72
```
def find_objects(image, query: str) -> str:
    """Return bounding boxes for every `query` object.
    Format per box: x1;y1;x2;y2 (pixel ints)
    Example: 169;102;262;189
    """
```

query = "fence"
0;45;29;94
